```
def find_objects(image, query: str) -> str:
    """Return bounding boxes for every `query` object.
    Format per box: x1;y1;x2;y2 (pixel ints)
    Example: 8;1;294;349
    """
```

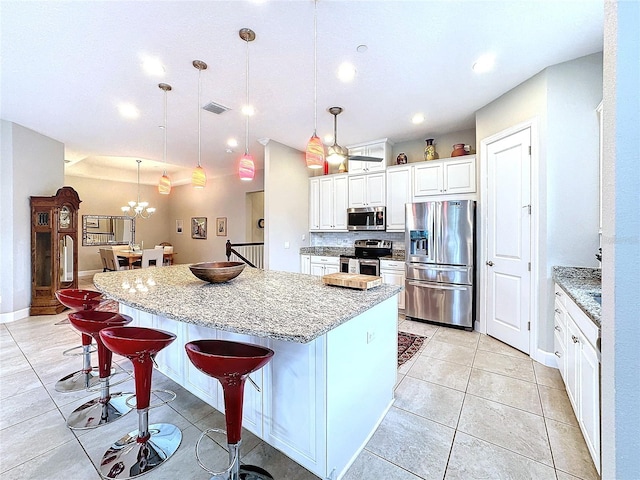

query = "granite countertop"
93;265;401;344
552;266;601;327
300;246;406;261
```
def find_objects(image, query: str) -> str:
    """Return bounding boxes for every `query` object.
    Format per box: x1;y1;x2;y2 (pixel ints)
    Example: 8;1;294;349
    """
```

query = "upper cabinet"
386;164;412;231
309;175;348;231
413;155;476;199
346;139;391;175
348;173;385;208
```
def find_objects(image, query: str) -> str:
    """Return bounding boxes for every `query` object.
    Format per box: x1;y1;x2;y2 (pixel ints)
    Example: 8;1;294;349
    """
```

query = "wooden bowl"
189;261;246;283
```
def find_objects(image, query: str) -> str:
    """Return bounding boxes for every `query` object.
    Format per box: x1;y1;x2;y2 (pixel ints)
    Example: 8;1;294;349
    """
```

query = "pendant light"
305;0;325;169
158;83;172;195
326;106;348;165
192;60;207;188
122;160;156;218
238;28;256;182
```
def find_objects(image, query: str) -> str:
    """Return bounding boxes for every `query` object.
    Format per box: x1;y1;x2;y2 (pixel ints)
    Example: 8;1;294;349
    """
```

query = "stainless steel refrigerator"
405;200;475;330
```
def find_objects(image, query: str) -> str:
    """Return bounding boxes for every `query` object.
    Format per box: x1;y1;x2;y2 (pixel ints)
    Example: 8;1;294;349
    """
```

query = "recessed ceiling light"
337;62;356;83
241;104;255;116
412;113;425;124
356;44;368;53
118;103;140;119
227;138;238;148
472;53;496;73
141;56;165;76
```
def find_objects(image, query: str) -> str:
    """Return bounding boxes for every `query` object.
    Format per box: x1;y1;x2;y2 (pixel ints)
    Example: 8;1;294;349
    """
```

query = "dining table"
116;250;176;269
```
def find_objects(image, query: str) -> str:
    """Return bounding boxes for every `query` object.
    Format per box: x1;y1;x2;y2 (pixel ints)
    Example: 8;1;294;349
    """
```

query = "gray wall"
1;121;64;317
264;140;309;272
601;1;640;477
391;128;477;165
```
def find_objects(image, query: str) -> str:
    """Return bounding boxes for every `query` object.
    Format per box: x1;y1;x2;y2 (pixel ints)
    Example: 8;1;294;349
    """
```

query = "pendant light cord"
245;36;250;155
136;159;141;204
313;0;318;136
163;88;168;169
197;68;202;168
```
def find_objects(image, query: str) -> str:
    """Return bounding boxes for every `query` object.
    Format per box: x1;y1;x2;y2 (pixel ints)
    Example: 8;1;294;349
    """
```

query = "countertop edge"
552;266;601;328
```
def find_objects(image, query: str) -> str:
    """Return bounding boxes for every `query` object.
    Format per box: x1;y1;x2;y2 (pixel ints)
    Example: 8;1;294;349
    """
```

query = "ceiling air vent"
203;101;231;115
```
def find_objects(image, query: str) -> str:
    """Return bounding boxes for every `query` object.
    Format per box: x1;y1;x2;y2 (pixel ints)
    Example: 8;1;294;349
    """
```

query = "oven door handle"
407;281;468;291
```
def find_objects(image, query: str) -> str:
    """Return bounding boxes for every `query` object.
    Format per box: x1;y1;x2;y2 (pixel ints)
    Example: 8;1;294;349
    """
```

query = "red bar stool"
66;310;133;430
185;339;274;480
99;327;182;479
54;289;106;393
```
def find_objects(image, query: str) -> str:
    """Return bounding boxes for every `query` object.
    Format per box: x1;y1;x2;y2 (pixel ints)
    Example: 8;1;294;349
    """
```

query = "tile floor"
0;277;599;480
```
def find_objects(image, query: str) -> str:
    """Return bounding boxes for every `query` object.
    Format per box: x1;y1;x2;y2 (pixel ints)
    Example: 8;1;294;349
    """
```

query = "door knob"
486;261;494;266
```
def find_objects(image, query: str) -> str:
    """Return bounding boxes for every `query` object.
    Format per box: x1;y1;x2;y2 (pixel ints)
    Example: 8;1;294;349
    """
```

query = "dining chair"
141;248;164;268
101;248;126;272
155;245;173;265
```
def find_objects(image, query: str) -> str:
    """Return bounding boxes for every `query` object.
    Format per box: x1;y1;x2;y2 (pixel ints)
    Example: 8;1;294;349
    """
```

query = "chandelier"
122;159;156;218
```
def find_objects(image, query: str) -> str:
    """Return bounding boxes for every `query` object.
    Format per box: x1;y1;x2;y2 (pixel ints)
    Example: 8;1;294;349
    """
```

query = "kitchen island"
93;265;401;480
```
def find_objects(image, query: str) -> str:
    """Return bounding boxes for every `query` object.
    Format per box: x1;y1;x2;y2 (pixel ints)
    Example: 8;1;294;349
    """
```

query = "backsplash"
310;232;405;250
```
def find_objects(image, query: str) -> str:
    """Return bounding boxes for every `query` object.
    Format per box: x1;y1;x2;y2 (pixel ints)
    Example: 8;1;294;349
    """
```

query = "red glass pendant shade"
306;134;325;169
158;172;171;194
239;153;255;181
192;165;207;188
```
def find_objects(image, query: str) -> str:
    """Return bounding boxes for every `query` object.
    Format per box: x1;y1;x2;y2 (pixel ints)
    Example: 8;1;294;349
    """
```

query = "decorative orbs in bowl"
189;262;246;283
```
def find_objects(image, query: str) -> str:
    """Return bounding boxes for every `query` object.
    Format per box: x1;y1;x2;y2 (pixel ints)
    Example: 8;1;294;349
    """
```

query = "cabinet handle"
572;335;579;344
554;351;562;358
554;325;562;332
486;261;494;266
555;291;562;297
554;308;562;314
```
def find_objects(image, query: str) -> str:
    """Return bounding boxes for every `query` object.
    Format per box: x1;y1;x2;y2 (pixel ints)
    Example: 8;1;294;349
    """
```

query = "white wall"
263;140;309;272
1;121;64;318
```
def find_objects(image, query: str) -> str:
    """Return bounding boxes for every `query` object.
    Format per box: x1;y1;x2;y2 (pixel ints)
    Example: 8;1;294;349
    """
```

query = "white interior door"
485;128;531;353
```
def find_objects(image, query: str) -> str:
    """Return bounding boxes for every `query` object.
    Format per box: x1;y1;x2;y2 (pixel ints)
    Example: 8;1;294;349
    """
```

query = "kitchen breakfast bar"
93;265;401;480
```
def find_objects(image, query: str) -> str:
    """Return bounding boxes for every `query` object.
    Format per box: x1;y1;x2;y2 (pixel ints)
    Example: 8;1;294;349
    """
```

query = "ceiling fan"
326;106;383;165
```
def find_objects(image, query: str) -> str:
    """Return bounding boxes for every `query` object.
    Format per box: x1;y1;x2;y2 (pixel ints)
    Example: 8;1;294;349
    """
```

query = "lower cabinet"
380;259;405;310
553;284;600;474
310;255;339;276
300;254;311;274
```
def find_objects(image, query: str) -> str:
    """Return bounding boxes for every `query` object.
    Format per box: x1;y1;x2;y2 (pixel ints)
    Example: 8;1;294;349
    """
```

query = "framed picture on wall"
191;217;207;239
176;219;184;234
216;217;227;236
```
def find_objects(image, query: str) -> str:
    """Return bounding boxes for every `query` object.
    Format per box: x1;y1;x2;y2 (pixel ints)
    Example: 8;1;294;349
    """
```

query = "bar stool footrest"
124;389;177;410
195;428;237;478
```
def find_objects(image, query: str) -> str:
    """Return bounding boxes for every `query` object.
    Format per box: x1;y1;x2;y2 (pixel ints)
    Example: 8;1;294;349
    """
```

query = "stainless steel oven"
339;257;380;276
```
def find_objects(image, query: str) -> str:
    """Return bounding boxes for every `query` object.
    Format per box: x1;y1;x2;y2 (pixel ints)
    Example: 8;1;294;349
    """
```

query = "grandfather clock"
30;186;81;315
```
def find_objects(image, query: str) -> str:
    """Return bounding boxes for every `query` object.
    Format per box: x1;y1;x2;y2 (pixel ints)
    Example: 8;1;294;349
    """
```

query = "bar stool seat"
99;326;182;479
54;289;106;393
185;339;274;480
66;310;133;430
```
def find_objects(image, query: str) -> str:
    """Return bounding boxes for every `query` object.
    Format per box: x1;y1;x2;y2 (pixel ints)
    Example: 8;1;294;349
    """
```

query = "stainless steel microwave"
347;206;386;231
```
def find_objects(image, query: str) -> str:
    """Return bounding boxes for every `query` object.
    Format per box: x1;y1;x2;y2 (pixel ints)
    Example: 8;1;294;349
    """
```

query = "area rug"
398;332;427;367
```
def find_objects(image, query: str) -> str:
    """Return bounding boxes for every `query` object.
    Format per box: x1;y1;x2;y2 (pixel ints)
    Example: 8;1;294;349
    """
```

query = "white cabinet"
310;255;340;277
348;173;385;208
380;259;405;310
300;254;311;274
553;284;600;474
413;155;476;199
386;164;412;231
346;139;391;175
309;174;348;231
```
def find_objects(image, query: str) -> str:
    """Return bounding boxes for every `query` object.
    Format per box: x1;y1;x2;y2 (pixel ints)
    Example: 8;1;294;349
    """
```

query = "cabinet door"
310;264;325;277
363;143;387;173
300;254;311;274
565;318;580;411
579;339;600;472
348;175;367;208
319;177;335;230
414;163;443;197
553;305;567;380
366;173;386;207
386;166;412;231
324;264;340;275
309;178;320;231
347;147;366;175
444;157;476;194
333;176;349;230
380;270;405;310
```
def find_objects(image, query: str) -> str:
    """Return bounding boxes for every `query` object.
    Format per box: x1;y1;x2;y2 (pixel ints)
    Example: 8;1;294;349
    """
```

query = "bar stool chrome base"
237;465;275;480
100;423;181;479
66;392;131;430
55;369;100;393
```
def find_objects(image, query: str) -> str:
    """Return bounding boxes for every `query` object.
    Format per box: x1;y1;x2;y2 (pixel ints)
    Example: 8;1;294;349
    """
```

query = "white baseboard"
0;307;30;324
533;347;558;368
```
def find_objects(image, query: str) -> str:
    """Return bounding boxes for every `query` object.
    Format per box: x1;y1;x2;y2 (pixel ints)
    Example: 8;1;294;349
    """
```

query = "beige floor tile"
420;339;477;366
555;471;583;480
398;320;439;338
0;350;31;377
394;375;464;428
467;368;543;415
241;441;320;479
343;449;421;480
473;349;535;382
533;361;565;390
366;407;455;479
0;384;58;429
408;355;471;392
478;333;529;359
0;436;100;480
546;418;600;480
0;367;42;400
432;327;480;349
445;432;556;480
539;384;579;426
457;395;553;466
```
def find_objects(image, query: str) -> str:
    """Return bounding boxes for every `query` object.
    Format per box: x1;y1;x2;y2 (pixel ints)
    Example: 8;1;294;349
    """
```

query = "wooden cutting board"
321;273;382;290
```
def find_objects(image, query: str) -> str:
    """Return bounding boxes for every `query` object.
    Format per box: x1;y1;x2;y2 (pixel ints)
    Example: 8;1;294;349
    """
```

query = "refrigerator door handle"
407;281;469;291
409;265;470;271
